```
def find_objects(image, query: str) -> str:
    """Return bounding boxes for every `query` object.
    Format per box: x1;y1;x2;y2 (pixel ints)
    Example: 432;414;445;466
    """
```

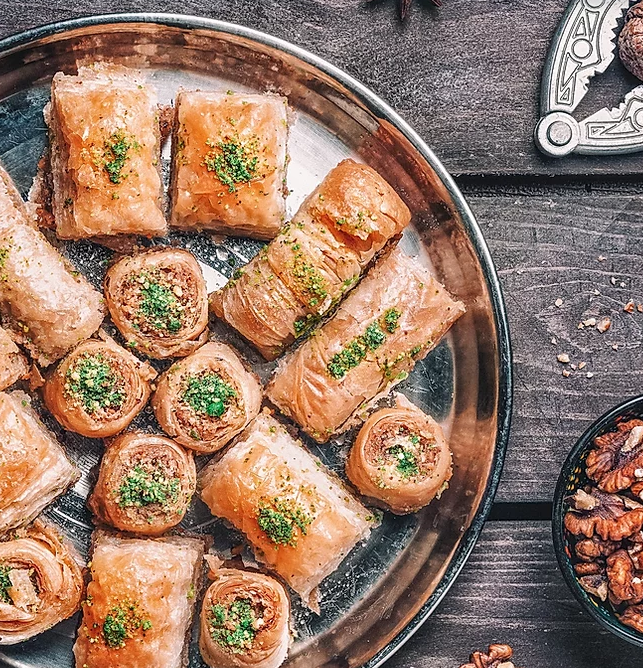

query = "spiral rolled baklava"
0;519;84;645
104;248;209;359
199;557;290;668
88;432;196;536
43;334;156;438
152;341;262;453
346;394;453;514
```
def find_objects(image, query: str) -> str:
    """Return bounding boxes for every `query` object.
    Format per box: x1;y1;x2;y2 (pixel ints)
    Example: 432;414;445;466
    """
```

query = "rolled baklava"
152;341;262;453
210;159;411;360
104;247;209;359
43;334;156;438
267;248;465;442
88;432;196;536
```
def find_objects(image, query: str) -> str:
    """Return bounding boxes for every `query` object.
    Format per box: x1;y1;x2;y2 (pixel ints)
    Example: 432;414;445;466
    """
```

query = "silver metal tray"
0;14;512;668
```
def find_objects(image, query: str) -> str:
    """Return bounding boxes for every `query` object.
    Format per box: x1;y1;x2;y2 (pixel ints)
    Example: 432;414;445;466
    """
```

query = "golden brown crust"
104;247;209;359
0;326;29;391
0;518;84;645
152;341;262;453
43;334;156;438
199;563;290;668
88;432;196;536
346;394;452;514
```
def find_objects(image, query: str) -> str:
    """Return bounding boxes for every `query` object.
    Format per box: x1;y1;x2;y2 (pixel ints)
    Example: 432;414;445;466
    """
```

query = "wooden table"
3;1;642;666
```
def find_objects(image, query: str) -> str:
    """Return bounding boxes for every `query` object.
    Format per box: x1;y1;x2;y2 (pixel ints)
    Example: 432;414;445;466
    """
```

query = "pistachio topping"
0;565;12;604
182;372;237;419
135;271;184;333
117;465;180;508
209;598;260;653
102;599;152;649
204;135;260;193
257;497;313;547
100;129;140;185
64;353;125;414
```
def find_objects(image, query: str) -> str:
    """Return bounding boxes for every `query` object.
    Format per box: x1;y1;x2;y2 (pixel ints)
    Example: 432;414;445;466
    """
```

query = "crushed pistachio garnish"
204;136;259;193
257;497;313;547
100;129;140;185
135;272;184;333
117;465;180;508
388;443;420;479
0;565;12;604
64;353;124;414
182;372;237;419
209;598;259;653
102;600;152;648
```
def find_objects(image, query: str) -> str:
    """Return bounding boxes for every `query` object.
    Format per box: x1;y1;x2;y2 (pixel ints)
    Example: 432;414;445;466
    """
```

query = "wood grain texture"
469;188;643;503
388;521;642;668
2;0;643;177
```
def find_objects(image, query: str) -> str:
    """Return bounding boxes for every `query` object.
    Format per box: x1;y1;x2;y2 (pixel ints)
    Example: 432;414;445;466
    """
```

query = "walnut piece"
579;573;609;602
606;549;643;605
586;420;643;492
620;2;643;80
620;603;643;633
575;536;619;561
459;644;516;668
564;488;643;541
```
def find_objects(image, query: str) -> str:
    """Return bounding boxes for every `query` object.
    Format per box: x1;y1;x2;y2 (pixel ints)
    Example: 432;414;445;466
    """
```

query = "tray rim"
0;13;513;668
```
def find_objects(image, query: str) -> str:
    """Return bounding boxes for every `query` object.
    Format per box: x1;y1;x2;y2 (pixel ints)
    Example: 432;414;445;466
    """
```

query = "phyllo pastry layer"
170;91;288;239
73;531;204;668
0;391;79;534
267;247;466;442
46;63;166;239
199;411;373;608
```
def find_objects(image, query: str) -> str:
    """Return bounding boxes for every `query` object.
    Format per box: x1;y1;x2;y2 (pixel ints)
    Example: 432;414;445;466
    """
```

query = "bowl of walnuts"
553;395;643;647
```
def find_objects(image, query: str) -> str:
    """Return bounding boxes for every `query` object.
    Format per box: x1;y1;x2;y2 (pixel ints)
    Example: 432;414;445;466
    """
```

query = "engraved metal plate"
0;14;511;668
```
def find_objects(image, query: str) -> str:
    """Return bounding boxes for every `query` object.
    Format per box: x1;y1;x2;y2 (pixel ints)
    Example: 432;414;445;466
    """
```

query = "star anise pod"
399;0;442;20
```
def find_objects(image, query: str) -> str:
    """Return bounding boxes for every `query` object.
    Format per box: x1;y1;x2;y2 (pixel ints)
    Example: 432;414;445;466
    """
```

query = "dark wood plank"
469;187;643;503
2;0;643;177
388;520;641;668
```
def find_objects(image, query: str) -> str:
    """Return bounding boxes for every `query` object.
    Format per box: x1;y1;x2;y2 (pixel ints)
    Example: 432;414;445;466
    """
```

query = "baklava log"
0;326;28;391
267;248;466;442
346;393;453;514
104;248;209;359
46;63;166;239
199;558;290;668
43;334;156;438
0;167;104;366
0;391;79;534
170;91;288;239
199;411;373;608
73;531;204;668
152;341;262;453
0;519;84;644
88;432;196;536
210;159;411;360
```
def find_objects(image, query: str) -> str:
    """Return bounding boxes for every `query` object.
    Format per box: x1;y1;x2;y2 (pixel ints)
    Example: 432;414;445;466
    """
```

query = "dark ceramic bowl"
553;394;643;648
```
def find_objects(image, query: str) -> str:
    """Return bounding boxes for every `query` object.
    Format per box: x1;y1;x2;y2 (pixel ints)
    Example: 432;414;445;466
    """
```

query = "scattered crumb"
555;298;563;308
598;255;606;262
562;369;571;378
583;317;597;327
586;372;594;379
611;277;617;285
578;361;586;370
638;304;643;313
578;322;585;330
594;289;600;296
550;337;557;345
596;317;611;333
557;353;570;364
570;363;577;370
613;343;619;350
620;282;627;288
624;301;635;313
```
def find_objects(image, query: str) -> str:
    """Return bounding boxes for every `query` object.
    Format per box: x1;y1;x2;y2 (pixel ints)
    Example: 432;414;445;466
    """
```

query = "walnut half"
619;2;643;80
459;644;516;668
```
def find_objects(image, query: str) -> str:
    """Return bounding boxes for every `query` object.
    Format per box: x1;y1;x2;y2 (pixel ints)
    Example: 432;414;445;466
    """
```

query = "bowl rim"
552;393;643;648
0;13;514;668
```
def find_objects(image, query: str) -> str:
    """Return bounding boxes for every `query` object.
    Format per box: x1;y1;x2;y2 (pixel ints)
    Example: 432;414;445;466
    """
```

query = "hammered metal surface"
0;16;509;668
